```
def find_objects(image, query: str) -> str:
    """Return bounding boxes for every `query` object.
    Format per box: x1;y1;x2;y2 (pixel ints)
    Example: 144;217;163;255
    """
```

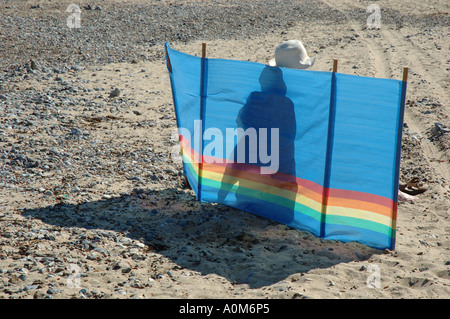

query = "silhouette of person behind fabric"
218;66;298;225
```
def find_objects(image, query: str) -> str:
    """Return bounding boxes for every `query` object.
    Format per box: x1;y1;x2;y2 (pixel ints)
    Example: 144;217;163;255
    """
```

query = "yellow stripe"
326;206;393;227
183;151;394;227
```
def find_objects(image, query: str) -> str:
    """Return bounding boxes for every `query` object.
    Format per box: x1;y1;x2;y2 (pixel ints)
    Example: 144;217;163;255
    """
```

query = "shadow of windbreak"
21;188;380;289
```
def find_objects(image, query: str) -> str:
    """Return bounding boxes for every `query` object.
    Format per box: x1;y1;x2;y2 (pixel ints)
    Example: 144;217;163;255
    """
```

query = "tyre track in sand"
380;28;450;183
321;0;450;184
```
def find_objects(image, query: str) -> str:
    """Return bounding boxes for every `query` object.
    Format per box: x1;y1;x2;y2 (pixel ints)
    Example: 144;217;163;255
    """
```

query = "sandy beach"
0;0;449;300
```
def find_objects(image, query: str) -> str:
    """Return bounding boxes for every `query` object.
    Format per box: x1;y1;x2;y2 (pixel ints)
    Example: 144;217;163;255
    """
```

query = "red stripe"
179;135;395;209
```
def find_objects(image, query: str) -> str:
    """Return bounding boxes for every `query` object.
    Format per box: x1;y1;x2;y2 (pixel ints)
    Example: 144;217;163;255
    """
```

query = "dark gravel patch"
0;0;347;73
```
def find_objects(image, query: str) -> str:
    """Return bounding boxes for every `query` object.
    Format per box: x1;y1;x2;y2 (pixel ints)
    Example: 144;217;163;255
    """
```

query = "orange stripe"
179;135;396;217
203;162;321;200
200;161;394;218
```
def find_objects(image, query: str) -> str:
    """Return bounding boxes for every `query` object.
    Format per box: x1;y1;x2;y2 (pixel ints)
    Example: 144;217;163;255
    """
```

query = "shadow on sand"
21;187;381;288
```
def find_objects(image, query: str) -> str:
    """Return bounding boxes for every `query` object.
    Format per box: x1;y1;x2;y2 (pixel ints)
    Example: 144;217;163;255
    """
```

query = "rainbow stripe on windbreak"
179;135;397;248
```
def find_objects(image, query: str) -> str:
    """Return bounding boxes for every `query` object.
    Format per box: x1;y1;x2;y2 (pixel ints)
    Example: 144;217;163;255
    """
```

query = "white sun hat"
269;40;316;69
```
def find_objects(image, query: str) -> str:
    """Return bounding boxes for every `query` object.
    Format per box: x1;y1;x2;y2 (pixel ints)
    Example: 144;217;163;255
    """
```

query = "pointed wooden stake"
202;42;206;58
333;59;338;73
165;45;172;73
402;67;408;83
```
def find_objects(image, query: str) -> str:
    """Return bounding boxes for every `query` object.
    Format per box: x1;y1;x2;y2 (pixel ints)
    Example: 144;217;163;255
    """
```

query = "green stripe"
325;215;394;238
203;176;322;221
183;154;393;237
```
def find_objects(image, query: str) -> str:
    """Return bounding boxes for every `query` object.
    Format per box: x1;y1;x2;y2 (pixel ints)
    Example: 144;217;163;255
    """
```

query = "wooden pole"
402;67;408;83
321;58;338;237
202;42;206;58
332;59;338;73
165;45;172;73
197;42;207;198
